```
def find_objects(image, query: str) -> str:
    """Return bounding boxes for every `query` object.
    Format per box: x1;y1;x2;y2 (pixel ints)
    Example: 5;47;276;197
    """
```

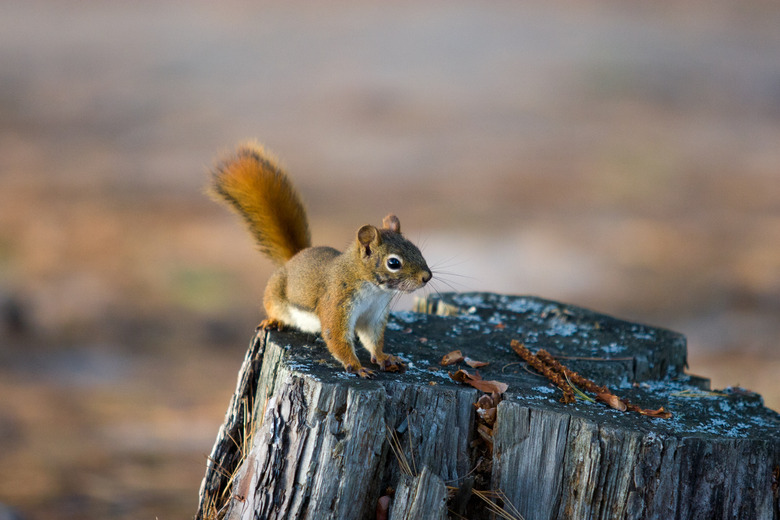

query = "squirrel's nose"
421;270;432;284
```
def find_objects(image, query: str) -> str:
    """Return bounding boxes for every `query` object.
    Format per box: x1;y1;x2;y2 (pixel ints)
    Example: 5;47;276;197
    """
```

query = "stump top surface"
418;292;688;380
266;293;780;442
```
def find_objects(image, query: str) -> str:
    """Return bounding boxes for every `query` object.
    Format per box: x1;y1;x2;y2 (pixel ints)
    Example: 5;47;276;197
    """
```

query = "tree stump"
196;293;780;520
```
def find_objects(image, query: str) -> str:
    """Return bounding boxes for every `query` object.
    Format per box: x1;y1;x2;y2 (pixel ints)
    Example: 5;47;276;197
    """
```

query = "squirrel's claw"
372;354;406;373
346;365;375;379
257;318;283;331
357;368;375;379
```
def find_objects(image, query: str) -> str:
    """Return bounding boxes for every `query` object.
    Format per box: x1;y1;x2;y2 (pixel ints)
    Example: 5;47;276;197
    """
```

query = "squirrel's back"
210;142;311;265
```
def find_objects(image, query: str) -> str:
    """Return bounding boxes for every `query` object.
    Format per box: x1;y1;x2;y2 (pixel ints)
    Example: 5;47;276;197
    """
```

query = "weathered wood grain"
224;375;388;520
390;466;448;520
196;293;780;520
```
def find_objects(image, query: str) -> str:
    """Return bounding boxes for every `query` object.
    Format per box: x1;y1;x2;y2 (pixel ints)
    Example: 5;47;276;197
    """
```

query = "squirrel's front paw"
346;364;375;379
372;354;406;373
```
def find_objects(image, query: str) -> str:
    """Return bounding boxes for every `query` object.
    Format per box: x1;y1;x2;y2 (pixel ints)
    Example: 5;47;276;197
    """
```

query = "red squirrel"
210;142;431;378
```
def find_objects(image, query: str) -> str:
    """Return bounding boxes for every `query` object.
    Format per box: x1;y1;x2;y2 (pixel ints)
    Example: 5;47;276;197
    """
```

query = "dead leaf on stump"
476;406;497;427
449;369;508;394
477;423;494;444
440;350;464;366
449;368;472;384
440;350;489;369
464;357;489;368
476;394;495;409
637;406;673;419
597;392;627;412
470;379;509;394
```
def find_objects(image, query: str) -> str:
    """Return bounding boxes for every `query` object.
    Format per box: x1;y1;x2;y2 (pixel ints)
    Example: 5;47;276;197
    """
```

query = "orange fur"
210;142;310;265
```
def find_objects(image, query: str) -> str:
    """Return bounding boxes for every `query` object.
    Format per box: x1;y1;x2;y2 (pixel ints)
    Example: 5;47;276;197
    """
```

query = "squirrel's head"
356;214;431;292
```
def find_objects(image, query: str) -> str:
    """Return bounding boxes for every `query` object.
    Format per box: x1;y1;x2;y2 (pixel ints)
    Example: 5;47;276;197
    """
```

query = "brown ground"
1;1;779;518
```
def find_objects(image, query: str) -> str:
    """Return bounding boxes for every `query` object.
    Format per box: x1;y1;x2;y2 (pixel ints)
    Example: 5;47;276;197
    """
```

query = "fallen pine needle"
564;372;595;403
510;339;672;419
472;489;525;520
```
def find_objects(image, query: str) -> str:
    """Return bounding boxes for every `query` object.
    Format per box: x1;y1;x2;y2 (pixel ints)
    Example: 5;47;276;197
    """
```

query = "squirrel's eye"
386;256;403;271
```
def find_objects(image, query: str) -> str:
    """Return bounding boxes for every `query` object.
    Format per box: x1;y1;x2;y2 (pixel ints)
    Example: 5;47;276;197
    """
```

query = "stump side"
201;331;482;520
197;334;265;519
494;401;780;520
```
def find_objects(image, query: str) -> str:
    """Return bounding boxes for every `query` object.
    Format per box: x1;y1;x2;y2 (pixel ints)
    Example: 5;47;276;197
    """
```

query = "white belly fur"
284;283;393;339
287;306;322;334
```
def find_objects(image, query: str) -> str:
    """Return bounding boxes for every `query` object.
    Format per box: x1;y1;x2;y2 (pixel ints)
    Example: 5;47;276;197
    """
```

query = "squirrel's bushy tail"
210;142;311;265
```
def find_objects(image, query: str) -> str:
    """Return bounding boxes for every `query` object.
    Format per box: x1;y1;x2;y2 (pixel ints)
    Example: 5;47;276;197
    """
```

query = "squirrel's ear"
382;214;401;234
357;225;381;256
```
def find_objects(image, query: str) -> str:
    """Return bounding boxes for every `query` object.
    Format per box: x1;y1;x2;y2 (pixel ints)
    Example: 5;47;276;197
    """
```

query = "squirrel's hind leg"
263;267;322;333
257;318;284;331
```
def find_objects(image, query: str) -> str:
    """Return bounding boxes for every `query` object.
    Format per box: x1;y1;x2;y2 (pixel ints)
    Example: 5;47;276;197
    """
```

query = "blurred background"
1;1;778;518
